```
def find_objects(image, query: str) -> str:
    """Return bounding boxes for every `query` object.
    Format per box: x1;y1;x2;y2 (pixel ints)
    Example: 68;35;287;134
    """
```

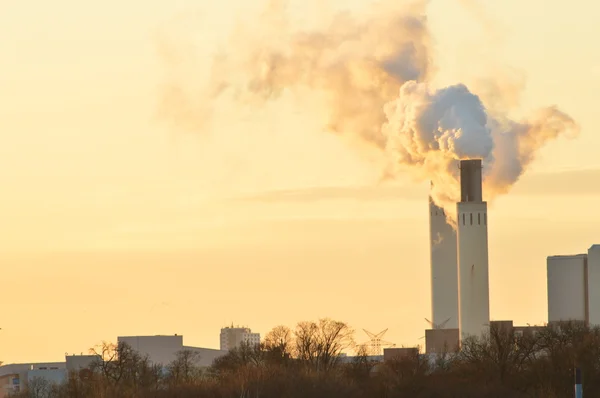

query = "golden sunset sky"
1;0;599;363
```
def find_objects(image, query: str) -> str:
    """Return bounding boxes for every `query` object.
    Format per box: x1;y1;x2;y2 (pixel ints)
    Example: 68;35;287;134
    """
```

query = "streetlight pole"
574;367;583;398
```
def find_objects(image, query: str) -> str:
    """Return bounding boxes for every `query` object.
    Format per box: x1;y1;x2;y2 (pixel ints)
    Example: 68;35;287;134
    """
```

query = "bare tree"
166;349;202;386
455;322;542;395
88;341;160;397
263;325;293;362
25;376;54;398
294;318;354;372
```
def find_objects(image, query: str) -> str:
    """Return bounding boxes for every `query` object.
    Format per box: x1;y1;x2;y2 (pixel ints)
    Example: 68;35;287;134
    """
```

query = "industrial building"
456;159;490;341
0;355;98;397
219;326;261;351
429;193;458;330
337;347;419;364
588;245;600;325
547;254;588;324
118;335;227;367
547;245;600;326
425;320;544;355
425;158;599;355
0;334;228;395
427;159;491;351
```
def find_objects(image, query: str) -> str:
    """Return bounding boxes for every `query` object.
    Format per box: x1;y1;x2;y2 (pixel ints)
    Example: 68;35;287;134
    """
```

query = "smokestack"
429;184;458;331
457;159;491;343
459;159;483;202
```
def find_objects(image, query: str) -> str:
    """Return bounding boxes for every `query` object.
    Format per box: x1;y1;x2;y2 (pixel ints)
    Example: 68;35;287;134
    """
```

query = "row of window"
461;212;487;226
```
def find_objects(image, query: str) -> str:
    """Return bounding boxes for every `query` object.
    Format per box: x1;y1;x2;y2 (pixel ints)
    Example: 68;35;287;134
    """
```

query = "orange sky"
1;0;600;363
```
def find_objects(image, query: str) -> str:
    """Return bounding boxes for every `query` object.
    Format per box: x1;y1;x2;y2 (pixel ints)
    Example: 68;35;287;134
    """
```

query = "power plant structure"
429;190;458;330
427;159;491;351
456;159;490;340
426;158;600;354
547;245;600;327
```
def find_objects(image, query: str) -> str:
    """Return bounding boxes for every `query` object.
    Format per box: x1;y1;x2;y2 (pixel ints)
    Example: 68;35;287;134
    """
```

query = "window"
514;330;523;338
470;213;473;225
478;213;481;225
462;213;465;225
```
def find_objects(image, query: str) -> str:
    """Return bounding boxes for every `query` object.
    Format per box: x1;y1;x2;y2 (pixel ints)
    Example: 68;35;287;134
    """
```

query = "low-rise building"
546;245;600;327
0;355;98;397
425;320;545;354
118;335;227;367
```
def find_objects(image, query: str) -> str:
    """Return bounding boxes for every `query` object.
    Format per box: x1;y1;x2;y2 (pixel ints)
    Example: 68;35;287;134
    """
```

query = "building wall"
429;198;458;329
0;362;66;397
118;335;184;366
383;348;419;361
425;328;460;354
182;347;228;368
588;245;600;326
220;327;260;351
457;202;490;341
547;254;588;323
0;363;66;378
27;369;67;387
0;373;20;398
65;355;100;371
337;354;383;364
243;333;261;347
491;320;545;338
425;321;544;355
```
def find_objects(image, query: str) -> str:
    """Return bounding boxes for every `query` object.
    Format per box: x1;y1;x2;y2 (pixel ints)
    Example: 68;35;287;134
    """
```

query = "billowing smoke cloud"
157;0;579;221
382;81;495;209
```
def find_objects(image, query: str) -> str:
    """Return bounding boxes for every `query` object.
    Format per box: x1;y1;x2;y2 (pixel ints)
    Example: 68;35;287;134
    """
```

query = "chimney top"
459;159;483;202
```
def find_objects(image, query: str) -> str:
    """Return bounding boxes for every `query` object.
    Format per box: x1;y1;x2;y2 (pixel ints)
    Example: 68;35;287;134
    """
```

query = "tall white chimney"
429;186;458;329
457;159;490;342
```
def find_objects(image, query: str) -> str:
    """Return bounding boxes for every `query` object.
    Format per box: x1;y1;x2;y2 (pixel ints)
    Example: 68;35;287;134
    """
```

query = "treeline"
14;319;600;398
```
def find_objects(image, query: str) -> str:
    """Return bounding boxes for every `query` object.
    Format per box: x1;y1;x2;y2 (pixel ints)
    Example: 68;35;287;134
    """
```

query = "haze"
1;0;599;363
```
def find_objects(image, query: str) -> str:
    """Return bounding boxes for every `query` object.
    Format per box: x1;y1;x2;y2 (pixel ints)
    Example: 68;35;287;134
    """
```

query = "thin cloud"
231;169;600;204
512;169;600;196
232;185;426;203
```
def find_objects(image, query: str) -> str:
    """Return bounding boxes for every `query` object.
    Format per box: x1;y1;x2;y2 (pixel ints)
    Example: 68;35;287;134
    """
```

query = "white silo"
429;189;458;329
457;159;490;342
547;254;588;324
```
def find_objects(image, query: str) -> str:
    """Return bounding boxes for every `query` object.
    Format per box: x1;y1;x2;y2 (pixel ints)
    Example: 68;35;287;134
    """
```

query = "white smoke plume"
157;0;579;221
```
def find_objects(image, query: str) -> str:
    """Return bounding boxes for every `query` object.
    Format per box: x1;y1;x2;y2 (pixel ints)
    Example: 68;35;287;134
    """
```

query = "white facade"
457;201;490;340
65;355;99;371
118;335;227;368
587;245;600;326
119;335;184;366
182;346;231;367
27;369;68;388
429;198;458;329
220;327;261;351
0;362;66;398
547;254;588;323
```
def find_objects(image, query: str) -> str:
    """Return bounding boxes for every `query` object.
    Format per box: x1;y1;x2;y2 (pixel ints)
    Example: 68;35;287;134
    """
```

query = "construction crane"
358;329;395;356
